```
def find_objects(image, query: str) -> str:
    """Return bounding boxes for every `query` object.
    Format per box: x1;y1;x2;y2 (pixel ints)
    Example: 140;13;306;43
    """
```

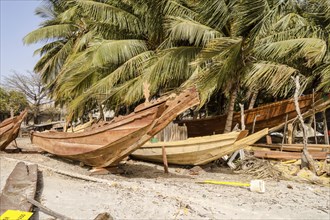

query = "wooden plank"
253;150;328;160
252;143;330;150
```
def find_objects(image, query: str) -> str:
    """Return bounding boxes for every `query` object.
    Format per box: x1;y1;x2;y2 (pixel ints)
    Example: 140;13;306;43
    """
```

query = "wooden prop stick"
323;111;329;145
251;115;260;134
228;105;246;169
293;76;316;173
312;90;318;144
281;114;289;151
27;197;73;220
162;146;169;174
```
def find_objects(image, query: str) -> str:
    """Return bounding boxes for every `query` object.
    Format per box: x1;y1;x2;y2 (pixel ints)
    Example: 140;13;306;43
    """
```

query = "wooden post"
312;90;318;144
281;114;289;151
323;111;329;145
239;103;245;130
162;146;169;174
266;135;272;144
287;123;293;144
252;115;260;134
238;103;245;160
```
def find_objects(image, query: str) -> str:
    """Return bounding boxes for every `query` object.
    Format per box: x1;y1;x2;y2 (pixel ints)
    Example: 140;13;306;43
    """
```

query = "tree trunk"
224;88;237;133
10;108;14;118
293;76;316;173
248;90;258;110
33;109;39;124
98;104;104;121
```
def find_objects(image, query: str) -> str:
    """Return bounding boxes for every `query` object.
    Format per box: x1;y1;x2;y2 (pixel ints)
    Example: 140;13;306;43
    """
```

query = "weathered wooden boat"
0;162;38;215
178;93;328;137
31;88;200;168
131;128;268;165
0;110;27;150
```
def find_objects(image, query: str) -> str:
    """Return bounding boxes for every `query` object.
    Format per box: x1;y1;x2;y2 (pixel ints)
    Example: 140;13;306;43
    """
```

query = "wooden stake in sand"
162;146;169;174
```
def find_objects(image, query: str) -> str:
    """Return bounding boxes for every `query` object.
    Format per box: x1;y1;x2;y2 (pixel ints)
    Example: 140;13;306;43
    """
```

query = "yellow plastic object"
0;210;33;220
198;180;250;187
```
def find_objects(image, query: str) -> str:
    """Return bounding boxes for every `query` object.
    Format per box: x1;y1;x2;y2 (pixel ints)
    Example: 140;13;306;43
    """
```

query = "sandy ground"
1;137;330;220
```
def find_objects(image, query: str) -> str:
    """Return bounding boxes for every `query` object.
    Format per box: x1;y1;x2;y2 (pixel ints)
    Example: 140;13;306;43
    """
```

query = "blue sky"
0;0;43;82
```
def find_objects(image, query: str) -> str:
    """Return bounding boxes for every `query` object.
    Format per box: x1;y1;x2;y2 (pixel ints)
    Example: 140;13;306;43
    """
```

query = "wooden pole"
312;90;318;144
287;123;293;144
323;111;329;145
239;103;245;130
27;197;73;220
281;114;289;151
162;146;169;174
252;115;260;134
239;103;245;160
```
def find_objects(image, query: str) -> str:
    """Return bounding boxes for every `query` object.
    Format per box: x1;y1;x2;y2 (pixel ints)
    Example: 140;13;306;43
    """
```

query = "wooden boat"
31;88;200;168
0;162;38;215
178;93;328;137
0;110;27;150
131;128;268;165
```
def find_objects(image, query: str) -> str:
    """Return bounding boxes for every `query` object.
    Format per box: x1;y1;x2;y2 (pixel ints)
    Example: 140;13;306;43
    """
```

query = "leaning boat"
31;88;200;168
131;129;268;165
0;110;27;150
178;93;326;137
0;162;38;215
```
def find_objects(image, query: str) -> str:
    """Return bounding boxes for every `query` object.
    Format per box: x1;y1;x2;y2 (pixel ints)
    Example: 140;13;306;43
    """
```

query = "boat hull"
0;110;27;150
31;88;200;167
132;129;268;165
179;94;320;137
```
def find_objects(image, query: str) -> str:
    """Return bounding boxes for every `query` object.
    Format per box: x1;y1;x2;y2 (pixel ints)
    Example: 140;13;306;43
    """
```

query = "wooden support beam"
323;111;329;145
287;123;293;144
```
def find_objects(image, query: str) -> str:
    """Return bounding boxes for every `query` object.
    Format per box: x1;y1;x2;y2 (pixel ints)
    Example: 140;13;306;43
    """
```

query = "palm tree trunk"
224;88;238;133
248;90;258;109
98;104;104;121
10;108;14;118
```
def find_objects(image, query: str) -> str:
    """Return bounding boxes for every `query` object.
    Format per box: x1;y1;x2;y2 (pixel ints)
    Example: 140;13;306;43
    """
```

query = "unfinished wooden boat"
178;93;328;137
0;110;27;150
0;162;38;215
131;129;268;165
31;88;200;168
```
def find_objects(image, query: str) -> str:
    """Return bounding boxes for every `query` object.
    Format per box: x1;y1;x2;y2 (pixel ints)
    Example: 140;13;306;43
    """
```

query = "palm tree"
25;0;329;126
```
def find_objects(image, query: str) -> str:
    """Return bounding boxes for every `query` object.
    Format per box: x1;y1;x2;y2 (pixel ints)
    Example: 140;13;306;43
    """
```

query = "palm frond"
244;61;311;97
24;24;78;44
195;0;230;31
34;39;74;84
164;0;198;19
232;0;270;36
254;38;327;67
316;63;330;92
74;0;143;34
87;39;149;67
165;16;222;47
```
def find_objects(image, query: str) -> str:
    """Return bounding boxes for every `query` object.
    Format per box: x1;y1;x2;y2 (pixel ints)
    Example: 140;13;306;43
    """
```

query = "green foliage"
0;87;28;115
25;0;330;118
